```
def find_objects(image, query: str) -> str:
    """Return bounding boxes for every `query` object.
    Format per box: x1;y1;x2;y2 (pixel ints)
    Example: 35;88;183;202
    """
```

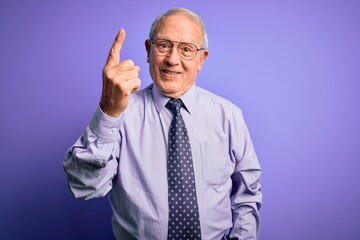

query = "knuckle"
103;70;114;81
131;70;139;78
122;59;135;68
113;75;125;84
103;65;114;76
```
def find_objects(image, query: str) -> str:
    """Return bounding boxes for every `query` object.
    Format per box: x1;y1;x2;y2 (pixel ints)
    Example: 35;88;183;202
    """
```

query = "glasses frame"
150;39;206;61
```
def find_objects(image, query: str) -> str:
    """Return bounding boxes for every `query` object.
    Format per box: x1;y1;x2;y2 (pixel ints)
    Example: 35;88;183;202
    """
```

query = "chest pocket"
199;141;233;187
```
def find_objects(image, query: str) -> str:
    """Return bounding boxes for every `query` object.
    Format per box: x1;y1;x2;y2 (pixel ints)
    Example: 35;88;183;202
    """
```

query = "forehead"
154;13;203;44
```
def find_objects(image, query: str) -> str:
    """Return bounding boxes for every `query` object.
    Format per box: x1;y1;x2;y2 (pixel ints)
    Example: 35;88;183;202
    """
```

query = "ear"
197;50;209;72
145;39;151;63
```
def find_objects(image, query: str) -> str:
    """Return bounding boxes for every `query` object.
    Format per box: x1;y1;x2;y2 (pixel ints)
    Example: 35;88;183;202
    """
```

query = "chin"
160;88;179;97
157;80;177;90
157;85;181;98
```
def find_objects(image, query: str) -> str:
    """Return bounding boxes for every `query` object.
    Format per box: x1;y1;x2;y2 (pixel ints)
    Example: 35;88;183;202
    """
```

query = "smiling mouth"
161;69;181;75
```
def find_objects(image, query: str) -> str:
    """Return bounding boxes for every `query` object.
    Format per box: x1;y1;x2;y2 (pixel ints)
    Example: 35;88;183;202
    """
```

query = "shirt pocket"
199;141;232;187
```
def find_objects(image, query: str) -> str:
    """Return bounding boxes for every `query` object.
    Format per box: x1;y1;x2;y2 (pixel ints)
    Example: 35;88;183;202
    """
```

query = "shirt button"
111;128;118;134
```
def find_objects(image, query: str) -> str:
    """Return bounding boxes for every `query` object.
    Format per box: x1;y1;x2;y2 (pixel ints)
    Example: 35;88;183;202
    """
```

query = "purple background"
1;0;359;239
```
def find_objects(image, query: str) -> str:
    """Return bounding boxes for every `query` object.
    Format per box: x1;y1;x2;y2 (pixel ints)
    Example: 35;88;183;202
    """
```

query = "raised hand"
100;29;141;117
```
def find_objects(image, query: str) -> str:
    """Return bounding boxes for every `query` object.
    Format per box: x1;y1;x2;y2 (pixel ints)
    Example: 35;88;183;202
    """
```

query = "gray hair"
149;8;209;49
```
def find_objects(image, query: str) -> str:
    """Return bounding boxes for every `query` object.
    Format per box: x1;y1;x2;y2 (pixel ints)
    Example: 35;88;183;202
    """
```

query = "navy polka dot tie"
166;99;201;240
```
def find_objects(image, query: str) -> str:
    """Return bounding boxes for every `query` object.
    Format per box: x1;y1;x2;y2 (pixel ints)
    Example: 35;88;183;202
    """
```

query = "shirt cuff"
89;105;122;141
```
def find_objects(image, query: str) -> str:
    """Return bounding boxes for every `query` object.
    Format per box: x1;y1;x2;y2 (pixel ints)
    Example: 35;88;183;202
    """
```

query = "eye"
183;47;191;52
180;44;195;54
157;41;170;49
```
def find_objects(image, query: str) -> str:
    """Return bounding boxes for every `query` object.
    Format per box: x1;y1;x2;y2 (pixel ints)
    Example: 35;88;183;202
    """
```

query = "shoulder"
129;84;152;103
119;84;153;121
195;86;243;116
123;84;153;111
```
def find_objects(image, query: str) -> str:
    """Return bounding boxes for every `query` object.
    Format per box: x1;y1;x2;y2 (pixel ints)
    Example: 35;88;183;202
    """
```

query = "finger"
111;70;139;83
105;65;140;82
105;64;138;80
105;28;126;66
131;78;141;92
105;59;135;73
122;78;141;93
115;78;141;98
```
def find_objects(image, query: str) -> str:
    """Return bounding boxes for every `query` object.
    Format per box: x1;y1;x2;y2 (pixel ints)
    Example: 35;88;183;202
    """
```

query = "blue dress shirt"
63;83;262;239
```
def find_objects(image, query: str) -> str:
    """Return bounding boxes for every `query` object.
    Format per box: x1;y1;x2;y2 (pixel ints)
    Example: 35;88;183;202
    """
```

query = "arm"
63;29;141;199
227;110;262;240
63;107;121;199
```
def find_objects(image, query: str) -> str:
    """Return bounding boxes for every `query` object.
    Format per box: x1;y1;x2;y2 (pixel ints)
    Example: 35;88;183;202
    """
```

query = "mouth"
161;69;181;76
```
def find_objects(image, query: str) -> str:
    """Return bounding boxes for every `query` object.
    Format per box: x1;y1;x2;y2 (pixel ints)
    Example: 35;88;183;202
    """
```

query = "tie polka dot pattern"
166;99;202;240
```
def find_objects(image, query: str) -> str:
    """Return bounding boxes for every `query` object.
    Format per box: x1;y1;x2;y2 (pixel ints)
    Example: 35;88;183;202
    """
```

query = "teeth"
162;69;179;75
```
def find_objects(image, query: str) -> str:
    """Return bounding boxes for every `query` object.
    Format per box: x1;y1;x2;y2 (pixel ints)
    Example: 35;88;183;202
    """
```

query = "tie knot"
166;99;183;116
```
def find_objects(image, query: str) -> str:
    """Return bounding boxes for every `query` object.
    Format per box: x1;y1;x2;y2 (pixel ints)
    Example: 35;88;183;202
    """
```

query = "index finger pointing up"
106;28;126;66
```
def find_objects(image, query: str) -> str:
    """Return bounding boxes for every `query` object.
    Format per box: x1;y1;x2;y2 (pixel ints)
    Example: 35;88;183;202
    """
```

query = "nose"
165;46;181;65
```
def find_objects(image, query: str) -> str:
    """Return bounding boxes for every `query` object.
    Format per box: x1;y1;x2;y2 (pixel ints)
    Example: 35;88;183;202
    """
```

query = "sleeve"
227;108;262;240
63;106;121;200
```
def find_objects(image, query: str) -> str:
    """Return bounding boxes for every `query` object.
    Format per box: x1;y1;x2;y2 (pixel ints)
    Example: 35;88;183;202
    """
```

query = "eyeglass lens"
153;39;198;60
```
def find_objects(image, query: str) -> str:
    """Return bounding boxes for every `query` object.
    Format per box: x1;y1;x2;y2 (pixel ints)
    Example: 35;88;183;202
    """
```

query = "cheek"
148;62;157;80
150;63;164;84
185;64;199;77
150;56;162;71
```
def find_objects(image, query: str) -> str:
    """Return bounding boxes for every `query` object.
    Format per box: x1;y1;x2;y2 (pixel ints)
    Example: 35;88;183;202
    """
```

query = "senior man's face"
145;13;208;98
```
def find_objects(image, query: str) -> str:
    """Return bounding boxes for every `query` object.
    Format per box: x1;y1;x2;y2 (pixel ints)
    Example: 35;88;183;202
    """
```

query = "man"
64;8;262;240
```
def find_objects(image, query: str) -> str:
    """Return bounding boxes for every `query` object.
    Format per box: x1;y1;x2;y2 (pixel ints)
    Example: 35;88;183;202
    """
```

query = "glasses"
150;39;206;60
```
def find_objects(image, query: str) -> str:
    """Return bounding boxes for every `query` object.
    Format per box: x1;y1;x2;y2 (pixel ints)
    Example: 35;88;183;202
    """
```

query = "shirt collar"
151;83;197;115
